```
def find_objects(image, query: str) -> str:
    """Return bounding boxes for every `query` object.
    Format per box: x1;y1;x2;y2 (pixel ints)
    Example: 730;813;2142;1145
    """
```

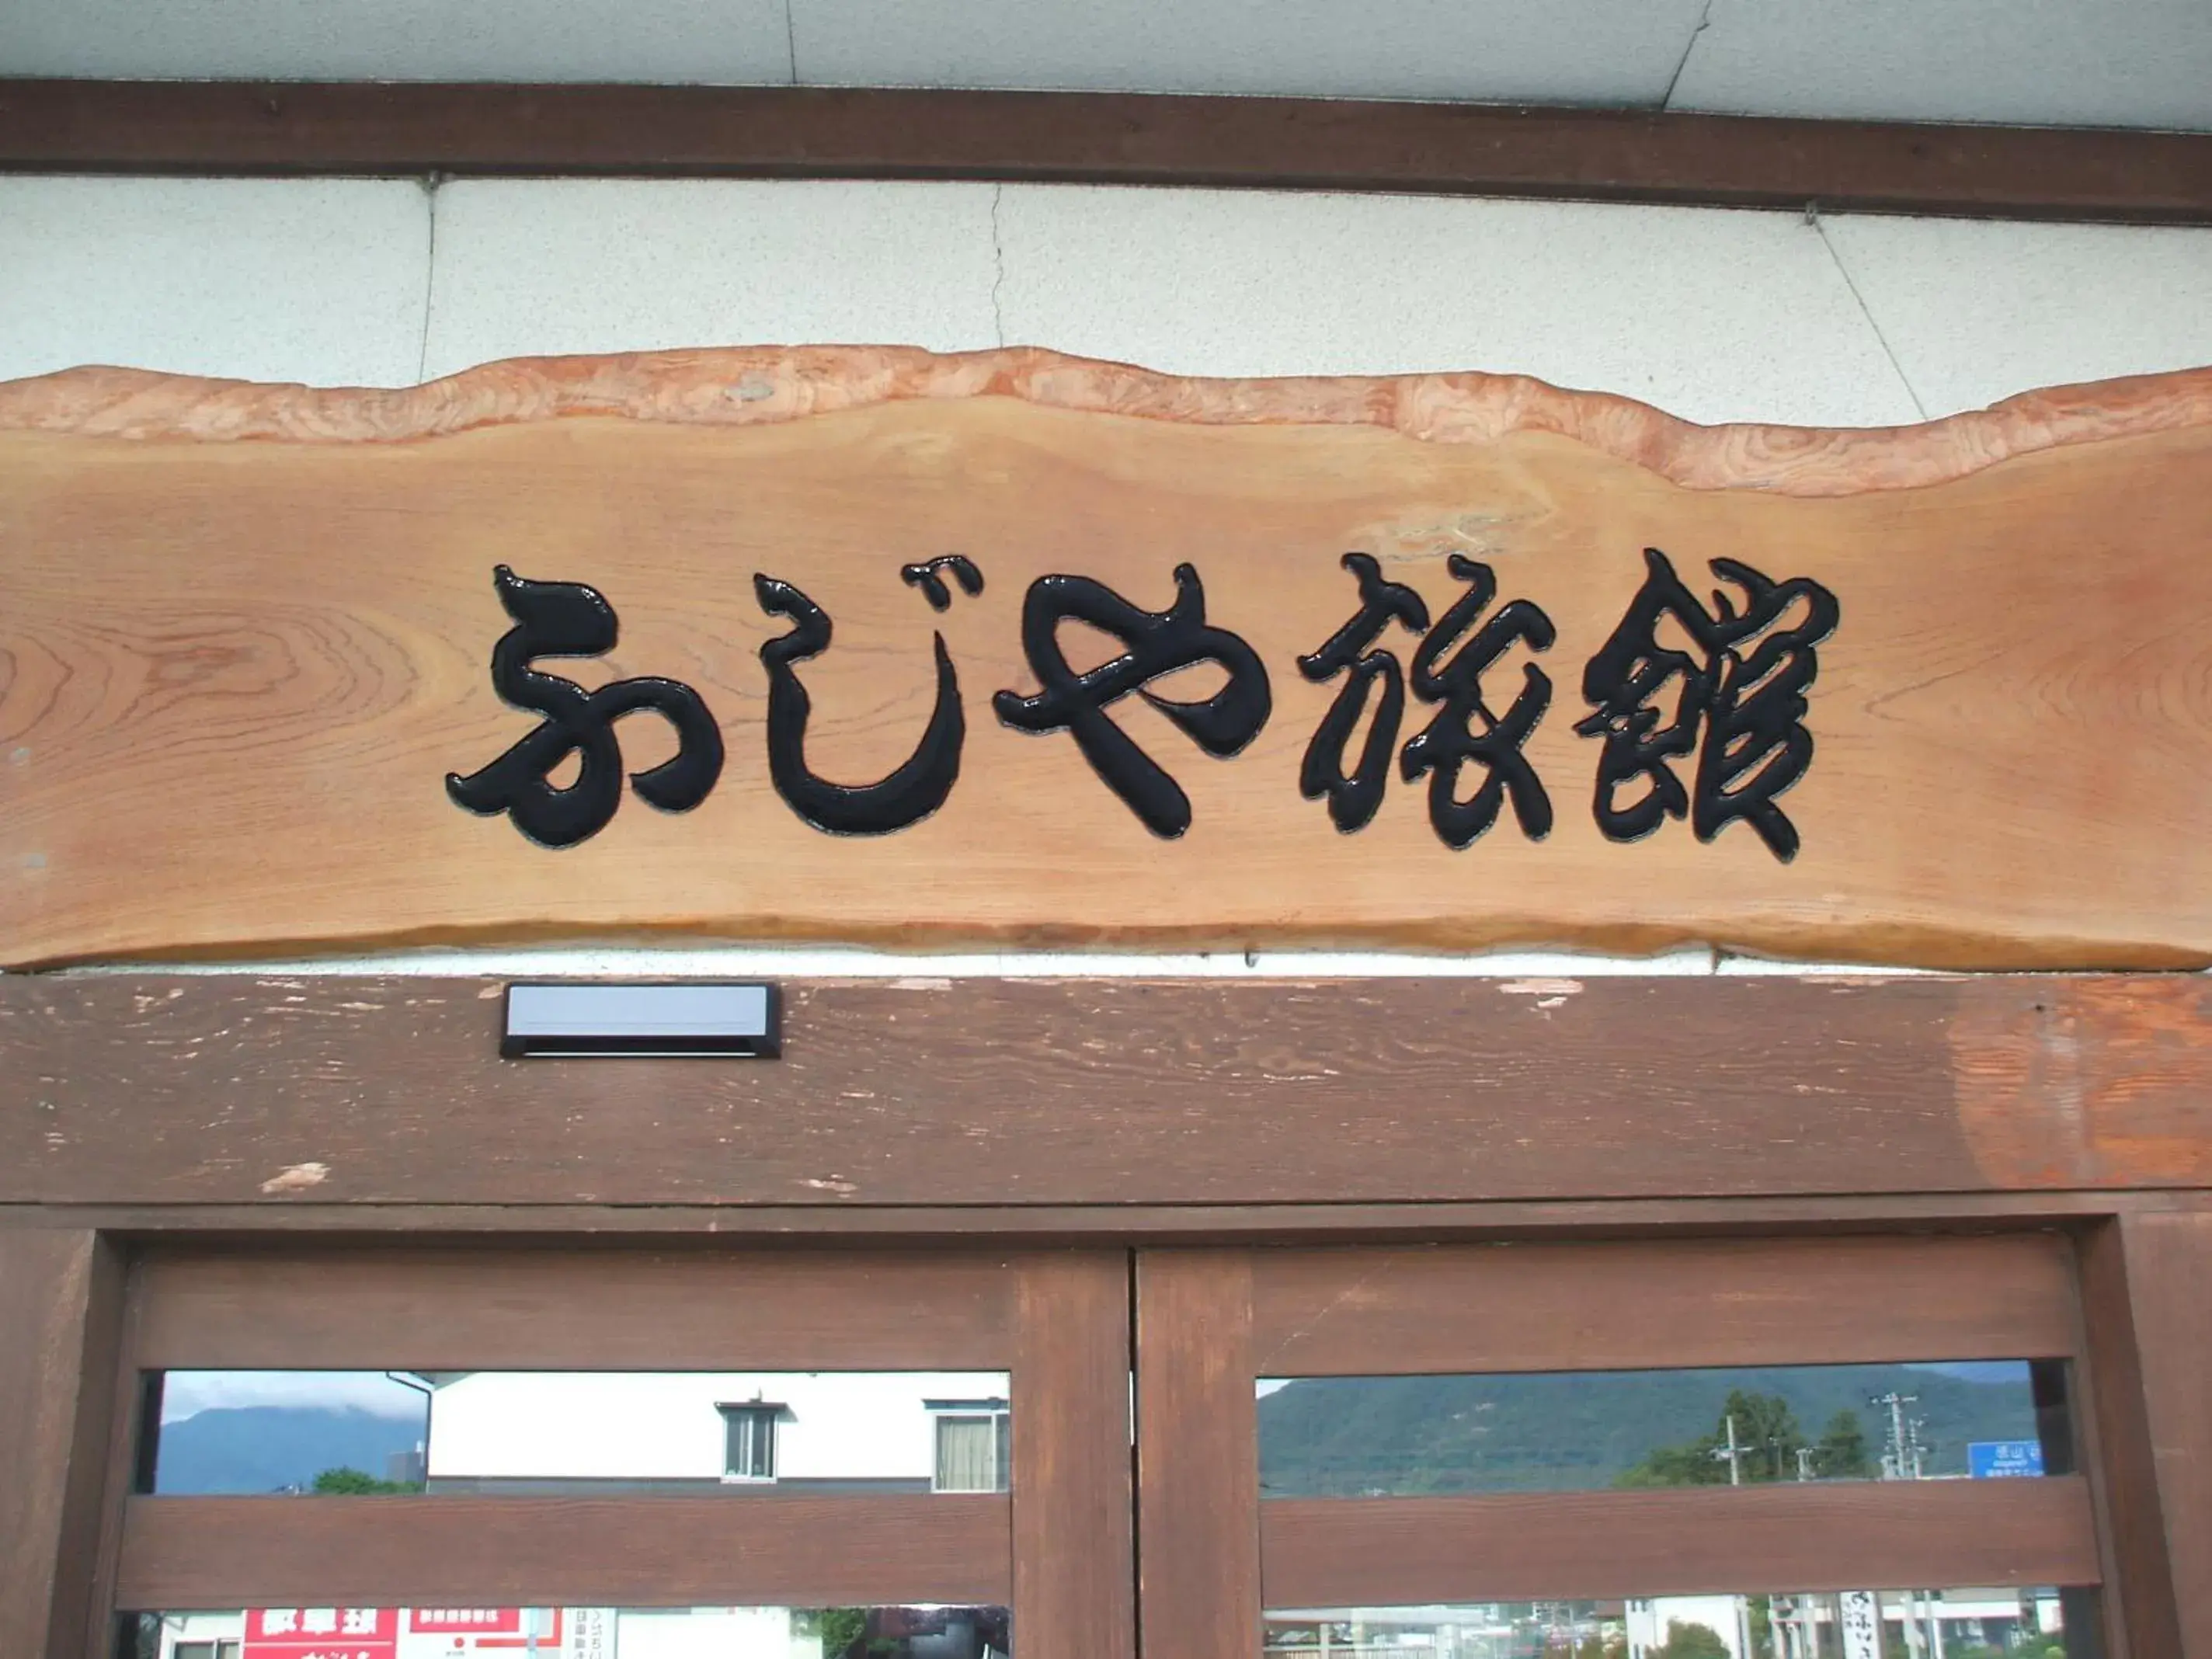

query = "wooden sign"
3;347;2210;969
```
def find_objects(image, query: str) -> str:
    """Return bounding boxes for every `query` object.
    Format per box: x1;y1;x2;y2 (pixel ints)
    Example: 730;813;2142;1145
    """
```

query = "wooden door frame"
5;972;2211;1656
1135;1236;2109;1658
21;1238;1132;1659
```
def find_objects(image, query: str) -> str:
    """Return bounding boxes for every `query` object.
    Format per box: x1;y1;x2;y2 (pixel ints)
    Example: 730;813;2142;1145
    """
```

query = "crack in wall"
1661;0;1715;108
1811;210;1931;421
414;172;443;387
989;183;1008;347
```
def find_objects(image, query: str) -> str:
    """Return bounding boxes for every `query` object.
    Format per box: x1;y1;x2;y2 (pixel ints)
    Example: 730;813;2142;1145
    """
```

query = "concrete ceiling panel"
0;0;793;82
768;0;1705;103
1671;0;2212;130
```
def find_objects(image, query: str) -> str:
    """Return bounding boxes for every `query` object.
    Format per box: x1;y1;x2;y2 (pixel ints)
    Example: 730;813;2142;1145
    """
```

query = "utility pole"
1713;1412;1746;1484
1870;1395;1929;1657
1870;1392;1918;1482
1708;1416;1756;1658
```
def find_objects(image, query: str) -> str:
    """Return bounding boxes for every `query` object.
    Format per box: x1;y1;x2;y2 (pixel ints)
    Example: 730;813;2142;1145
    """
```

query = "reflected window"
718;1400;783;1483
1264;1591;2089;1657
931;1399;1012;1493
1257;1360;2060;1497
147;1371;1009;1497
130;1606;1010;1658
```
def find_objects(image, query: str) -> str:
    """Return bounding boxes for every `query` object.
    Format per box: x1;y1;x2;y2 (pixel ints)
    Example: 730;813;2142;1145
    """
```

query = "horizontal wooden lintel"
1;80;2207;223
117;1493;1011;1609
4;974;2211;1210
9;1191;2207;1240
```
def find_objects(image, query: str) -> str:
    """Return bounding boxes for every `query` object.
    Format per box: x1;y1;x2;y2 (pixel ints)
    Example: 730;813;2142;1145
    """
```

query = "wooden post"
0;1230;123;1659
2078;1209;2212;1657
1136;1250;1261;1659
1012;1252;1136;1659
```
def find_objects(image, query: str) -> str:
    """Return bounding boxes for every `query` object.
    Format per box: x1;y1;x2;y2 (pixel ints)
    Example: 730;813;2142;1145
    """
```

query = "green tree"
1748;1595;1773;1650
1653;1621;1730;1659
308;1465;419;1494
1616;1389;1805;1487
1815;1408;1874;1477
798;1609;870;1657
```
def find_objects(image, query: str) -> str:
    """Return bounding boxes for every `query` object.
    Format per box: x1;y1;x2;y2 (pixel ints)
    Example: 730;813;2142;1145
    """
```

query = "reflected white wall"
426;1371;1007;1482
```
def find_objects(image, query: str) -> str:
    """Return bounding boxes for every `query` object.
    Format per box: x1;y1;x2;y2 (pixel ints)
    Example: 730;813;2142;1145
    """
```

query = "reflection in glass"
145;1372;1010;1497
1256;1362;2058;1497
129;1606;1010;1658
1264;1591;2089;1657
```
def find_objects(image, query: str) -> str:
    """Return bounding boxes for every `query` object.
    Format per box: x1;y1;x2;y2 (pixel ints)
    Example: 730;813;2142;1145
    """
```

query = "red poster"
243;1608;398;1659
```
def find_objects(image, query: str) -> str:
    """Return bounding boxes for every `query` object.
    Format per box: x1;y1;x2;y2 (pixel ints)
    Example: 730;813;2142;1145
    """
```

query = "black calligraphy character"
755;567;975;835
445;565;724;848
900;554;985;612
993;564;1271;839
1398;554;1556;847
1574;546;1840;862
1297;553;1431;833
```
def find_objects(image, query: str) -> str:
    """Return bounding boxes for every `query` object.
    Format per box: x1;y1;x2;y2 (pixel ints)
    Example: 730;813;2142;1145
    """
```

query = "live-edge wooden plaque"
3;346;2210;968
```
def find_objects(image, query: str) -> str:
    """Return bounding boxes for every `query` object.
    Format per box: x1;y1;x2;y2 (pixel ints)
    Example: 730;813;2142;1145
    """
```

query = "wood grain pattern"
132;1247;1020;1369
1951;976;2212;1188
0;1230;122;1659
1248;1234;2077;1376
1011;1255;1136;1659
115;1494;1011;1609
6;82;2210;225
1135;1251;1261;1659
6;351;2212;967
5;975;2210;1209
6;350;2209;496
1259;1478;2102;1605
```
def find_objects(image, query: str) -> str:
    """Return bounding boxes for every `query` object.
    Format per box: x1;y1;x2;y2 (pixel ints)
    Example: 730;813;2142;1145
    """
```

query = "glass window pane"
1262;1591;2092;1657
1257;1362;2057;1497
147;1372;1009;1497
936;1417;997;1492
127;1607;1011;1658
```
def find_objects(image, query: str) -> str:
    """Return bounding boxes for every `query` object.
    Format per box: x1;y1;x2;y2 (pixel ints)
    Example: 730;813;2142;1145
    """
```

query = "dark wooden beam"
2078;1212;2212;1654
1136;1251;1261;1659
0;1191;2183;1241
1;80;2207;224
118;1492;1011;1609
5;974;2212;1210
0;1230;123;1659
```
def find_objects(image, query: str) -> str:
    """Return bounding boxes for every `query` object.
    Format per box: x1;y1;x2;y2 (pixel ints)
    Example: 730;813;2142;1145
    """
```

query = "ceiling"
1;0;2207;133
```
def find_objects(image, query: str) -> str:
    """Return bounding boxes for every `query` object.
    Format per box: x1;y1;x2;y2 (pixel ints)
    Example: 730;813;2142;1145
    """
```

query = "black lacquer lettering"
899;555;986;613
993;564;1271;840
1575;545;1840;862
1297;552;1431;833
755;575;965;835
445;565;723;848
1398;554;1556;847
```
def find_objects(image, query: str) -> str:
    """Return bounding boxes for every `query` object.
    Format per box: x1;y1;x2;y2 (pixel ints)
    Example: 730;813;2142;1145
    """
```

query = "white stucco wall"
423;1370;1006;1482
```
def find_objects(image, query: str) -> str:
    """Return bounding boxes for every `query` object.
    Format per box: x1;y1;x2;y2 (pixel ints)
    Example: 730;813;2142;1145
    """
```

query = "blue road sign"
1969;1439;2045;1478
